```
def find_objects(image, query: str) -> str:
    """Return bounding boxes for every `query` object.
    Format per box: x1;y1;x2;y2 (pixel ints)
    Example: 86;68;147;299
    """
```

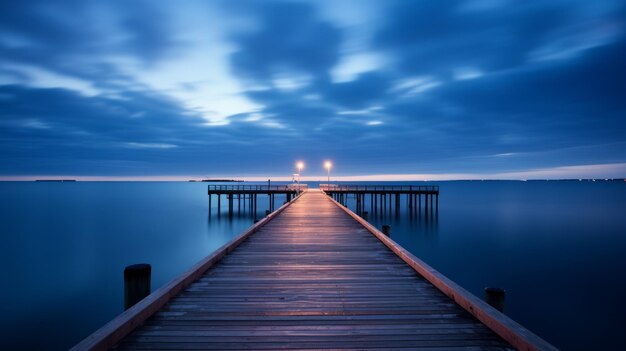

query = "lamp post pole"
324;161;332;185
296;162;304;187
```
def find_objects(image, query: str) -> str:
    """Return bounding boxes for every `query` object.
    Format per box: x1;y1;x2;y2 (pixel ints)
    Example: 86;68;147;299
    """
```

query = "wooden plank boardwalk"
75;189;556;350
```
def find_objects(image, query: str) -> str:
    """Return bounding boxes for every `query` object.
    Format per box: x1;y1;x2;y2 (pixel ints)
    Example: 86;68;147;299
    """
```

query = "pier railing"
319;184;439;192
208;184;308;191
207;184;308;215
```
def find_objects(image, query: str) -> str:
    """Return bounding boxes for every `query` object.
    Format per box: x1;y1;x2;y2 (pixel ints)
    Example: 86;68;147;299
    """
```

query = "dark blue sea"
0;181;624;350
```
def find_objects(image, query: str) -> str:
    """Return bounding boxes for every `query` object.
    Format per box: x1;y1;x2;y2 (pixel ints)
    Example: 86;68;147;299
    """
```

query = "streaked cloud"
453;67;484;81
125;142;178;149
391;77;442;95
0;0;624;178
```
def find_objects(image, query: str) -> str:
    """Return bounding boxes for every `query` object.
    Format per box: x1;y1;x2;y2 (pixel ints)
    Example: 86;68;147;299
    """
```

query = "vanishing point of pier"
74;188;556;350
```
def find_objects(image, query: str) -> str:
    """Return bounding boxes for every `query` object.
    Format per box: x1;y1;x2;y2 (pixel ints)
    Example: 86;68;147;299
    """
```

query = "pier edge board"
323;191;558;351
70;191;305;351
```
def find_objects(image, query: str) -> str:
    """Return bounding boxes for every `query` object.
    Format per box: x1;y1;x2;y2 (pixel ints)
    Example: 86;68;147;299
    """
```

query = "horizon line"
1;162;625;182
1;178;624;182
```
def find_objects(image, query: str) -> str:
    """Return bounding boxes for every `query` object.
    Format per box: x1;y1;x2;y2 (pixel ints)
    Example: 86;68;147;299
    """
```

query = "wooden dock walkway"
74;189;556;351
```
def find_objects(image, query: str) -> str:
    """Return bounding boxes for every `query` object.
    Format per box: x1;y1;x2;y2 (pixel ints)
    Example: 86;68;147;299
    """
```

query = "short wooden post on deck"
484;287;506;313
124;264;151;310
382;224;391;236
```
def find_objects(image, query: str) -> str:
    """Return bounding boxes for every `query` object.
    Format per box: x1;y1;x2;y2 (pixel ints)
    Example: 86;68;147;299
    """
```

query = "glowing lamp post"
324;161;332;184
296;161;304;184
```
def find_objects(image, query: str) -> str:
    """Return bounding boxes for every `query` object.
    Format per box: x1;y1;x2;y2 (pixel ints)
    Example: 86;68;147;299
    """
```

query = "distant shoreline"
189;179;245;182
35;179;77;182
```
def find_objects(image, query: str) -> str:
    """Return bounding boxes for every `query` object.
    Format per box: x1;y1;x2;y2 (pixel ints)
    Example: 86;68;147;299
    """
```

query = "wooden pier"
321;184;439;217
73;189;556;351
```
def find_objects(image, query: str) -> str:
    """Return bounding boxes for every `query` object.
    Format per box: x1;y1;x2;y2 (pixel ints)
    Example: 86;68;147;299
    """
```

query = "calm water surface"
0;181;624;350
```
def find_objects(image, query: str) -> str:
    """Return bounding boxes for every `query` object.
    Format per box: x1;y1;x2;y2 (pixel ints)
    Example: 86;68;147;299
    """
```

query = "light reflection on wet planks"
115;190;513;350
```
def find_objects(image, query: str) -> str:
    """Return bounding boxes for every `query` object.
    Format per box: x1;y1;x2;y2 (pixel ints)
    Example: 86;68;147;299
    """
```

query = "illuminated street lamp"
296;161;304;184
324;161;332;183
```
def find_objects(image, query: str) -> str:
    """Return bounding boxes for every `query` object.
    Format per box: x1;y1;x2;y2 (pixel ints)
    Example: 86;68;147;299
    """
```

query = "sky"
1;0;625;180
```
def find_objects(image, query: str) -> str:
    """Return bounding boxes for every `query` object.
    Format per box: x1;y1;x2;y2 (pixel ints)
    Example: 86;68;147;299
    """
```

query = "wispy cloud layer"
1;0;625;178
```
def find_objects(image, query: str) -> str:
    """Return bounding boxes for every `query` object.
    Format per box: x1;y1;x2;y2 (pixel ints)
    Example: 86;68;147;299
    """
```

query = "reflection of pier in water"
320;184;439;219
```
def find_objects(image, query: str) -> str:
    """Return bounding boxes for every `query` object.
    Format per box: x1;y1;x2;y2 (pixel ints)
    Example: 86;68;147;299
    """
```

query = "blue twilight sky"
1;0;625;180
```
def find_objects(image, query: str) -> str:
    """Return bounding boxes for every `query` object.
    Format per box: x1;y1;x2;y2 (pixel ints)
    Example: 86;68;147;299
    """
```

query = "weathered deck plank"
111;190;515;350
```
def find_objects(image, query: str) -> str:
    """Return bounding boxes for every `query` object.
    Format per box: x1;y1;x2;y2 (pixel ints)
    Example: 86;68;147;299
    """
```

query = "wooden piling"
418;194;422;215
253;194;257;216
374;194;378;215
358;194;365;213
395;194;400;214
217;194;221;215
228;194;233;217
383;193;386;215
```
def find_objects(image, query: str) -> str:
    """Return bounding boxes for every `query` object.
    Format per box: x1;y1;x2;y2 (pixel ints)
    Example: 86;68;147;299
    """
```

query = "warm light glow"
324;161;332;170
296;161;304;171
